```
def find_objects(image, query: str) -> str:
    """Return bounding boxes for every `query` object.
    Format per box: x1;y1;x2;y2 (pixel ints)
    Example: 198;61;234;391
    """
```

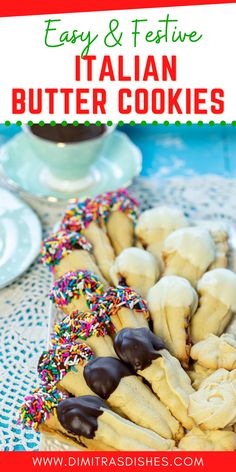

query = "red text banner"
0;0;236;18
0;451;236;472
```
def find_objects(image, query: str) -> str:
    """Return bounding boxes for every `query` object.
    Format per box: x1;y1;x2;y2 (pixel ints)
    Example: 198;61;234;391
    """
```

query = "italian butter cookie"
187;363;214;390
92;286;150;331
84;357;183;441
110;247;161;299
57;395;175;451
38;342;181;439
135;206;188;258
61;197;115;282
51;311;116;358
162;227;215;286
48;270;105;315
95;189;140;256
188;369;236;429
193;220;229;269
19;388;174;450
178;427;236;451
114;327;195;430
40;229;107;285
191;269;236;343
38;342;95;396
147;276;198;367
190;333;236;370
19;387;109;450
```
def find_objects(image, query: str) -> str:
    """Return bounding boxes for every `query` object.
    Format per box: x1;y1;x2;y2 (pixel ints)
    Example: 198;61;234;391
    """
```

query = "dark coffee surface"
57;395;108;439
84;357;134;399
114;328;166;371
30;124;106;143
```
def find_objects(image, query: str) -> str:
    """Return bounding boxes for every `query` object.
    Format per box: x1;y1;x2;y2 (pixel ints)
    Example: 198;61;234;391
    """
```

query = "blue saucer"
0;131;142;203
0;187;42;288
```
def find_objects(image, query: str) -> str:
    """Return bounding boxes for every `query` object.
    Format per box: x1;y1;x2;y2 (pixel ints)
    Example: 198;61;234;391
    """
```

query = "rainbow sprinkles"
91;286;150;319
40;230;92;272
95;189;140;222
48;270;105;307
61;197;108;232
60;190;140;234
38;342;95;387
51;310;115;346
18;386;67;430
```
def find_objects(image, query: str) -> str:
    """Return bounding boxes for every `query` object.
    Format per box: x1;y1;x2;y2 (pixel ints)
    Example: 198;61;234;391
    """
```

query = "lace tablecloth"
1;174;236;451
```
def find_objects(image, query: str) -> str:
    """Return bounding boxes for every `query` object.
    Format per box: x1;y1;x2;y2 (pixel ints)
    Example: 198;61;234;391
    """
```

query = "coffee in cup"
30;123;107;143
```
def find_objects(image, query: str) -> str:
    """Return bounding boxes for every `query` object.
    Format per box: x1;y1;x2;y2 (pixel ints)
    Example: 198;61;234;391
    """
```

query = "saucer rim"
0;131;142;205
0;188;42;289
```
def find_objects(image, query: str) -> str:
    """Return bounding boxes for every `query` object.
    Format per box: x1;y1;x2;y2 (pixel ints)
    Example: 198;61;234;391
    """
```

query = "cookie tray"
40;219;236;451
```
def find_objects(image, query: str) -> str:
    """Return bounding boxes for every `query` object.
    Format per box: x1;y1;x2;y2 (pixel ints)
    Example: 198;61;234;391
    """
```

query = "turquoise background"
0;124;236;177
123;124;236;178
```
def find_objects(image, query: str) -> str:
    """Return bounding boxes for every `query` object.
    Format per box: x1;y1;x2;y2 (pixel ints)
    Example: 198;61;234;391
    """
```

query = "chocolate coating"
30;124;106;143
57;395;108;439
114;328;166;371
84;357;134;399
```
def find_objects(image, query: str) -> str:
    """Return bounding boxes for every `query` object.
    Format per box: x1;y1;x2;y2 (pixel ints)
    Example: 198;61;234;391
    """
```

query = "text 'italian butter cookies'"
92;286;150;331
191;268;236;343
95;189;140;256
48;270;105;315
147;276;198;367
40;229;107;285
51;311;116;358
135;206;188;258
110;247;161;299
162;227;216;286
61;197;115;282
188;369;236;430
190;333;236;371
84;357;183;441
114;327;195;430
178;427;236;451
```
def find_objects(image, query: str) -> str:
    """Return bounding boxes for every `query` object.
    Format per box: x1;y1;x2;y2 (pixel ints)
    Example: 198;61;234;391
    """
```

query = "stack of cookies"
18;189;236;451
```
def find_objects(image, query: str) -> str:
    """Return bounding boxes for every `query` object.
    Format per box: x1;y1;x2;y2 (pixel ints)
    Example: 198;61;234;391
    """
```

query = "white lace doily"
1;174;236;451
